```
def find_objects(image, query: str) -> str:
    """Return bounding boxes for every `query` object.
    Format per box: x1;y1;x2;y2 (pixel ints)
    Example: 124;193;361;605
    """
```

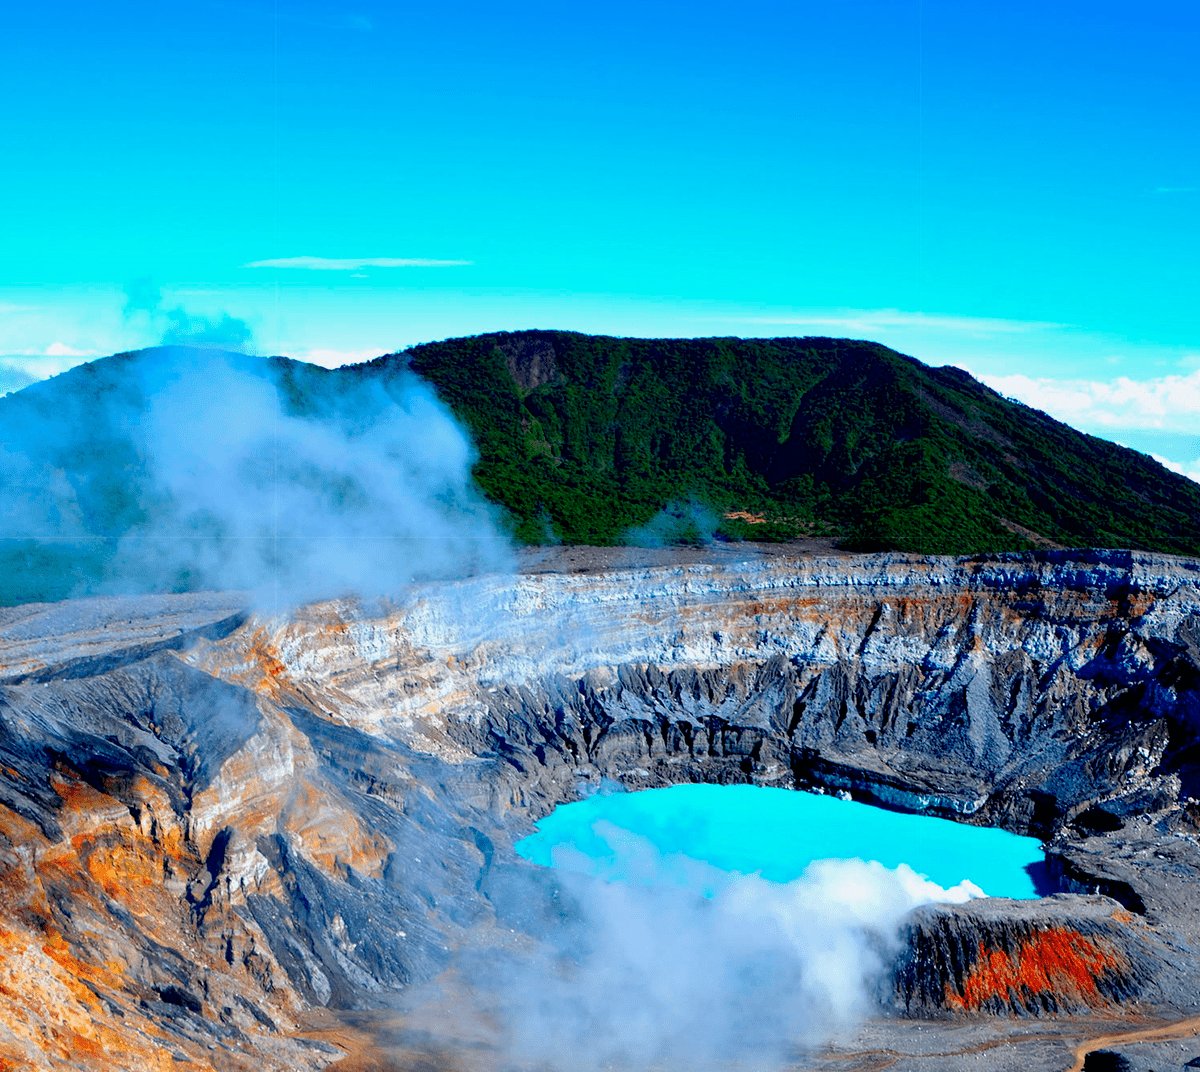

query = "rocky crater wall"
267;549;1200;840
2;549;1200;1069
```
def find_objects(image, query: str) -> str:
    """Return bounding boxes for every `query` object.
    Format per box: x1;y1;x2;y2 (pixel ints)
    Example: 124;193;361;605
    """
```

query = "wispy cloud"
1151;453;1200;485
43;342;97;358
245;256;473;270
727;309;1068;336
0;347;104;394
979;369;1200;434
3;343;104;363
0;364;37;396
1153;186;1196;194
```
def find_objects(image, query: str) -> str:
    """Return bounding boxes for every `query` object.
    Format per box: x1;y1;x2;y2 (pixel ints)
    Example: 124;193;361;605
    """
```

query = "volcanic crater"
2;545;1200;1070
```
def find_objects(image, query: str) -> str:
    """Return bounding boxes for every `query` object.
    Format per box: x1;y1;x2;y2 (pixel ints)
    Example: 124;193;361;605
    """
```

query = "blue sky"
3;1;1198;469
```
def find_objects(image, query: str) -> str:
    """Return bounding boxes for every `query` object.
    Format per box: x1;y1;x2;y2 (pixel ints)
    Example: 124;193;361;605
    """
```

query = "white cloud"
970;368;1200;483
979;369;1200;433
43;342;97;357
0;346;103;390
1151;453;1200;485
0;357;82;395
245;256;472;270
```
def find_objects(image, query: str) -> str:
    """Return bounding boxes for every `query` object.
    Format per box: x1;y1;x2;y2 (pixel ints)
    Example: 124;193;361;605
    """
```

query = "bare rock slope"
3;548;1200;1069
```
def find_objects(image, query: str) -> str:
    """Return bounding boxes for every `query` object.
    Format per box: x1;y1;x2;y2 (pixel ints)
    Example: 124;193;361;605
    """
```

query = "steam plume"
0;347;511;607
471;823;983;1070
123;279;255;351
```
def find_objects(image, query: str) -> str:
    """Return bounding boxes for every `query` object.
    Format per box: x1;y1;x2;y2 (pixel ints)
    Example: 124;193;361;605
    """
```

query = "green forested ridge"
1;332;1198;605
387;330;1200;554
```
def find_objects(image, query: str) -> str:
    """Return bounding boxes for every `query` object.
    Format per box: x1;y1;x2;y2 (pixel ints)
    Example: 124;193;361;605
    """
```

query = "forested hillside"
383;330;1200;553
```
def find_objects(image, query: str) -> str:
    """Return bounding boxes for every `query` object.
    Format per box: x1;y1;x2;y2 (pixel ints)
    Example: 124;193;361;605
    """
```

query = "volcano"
2;546;1200;1070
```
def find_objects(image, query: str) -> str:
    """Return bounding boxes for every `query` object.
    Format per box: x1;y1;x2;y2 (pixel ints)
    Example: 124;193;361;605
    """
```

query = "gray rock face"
3;548;1200;1070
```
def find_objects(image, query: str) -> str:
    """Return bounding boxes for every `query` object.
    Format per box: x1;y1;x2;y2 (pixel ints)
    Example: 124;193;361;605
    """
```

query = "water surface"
516;783;1045;899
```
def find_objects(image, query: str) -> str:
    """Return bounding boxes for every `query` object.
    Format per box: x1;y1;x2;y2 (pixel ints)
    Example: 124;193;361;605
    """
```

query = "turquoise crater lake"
515;784;1046;900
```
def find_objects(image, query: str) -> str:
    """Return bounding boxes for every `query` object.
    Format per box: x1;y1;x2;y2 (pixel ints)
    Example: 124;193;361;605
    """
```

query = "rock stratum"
3;547;1200;1070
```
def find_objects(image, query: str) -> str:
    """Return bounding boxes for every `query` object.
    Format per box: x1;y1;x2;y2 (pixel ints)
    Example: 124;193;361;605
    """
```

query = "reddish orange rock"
946;927;1130;1011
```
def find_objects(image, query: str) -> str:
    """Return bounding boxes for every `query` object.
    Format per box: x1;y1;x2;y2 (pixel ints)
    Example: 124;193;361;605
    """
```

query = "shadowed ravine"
2;546;1200;1070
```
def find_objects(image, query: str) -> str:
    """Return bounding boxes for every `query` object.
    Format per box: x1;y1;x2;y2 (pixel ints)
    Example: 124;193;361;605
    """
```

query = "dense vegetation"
1;332;1198;605
388;330;1200;554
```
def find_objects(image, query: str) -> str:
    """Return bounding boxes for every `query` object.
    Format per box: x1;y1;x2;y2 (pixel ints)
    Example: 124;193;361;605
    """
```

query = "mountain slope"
384;330;1200;553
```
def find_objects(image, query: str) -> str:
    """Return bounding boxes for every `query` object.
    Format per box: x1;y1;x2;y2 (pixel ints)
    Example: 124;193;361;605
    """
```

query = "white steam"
626;499;721;547
0;346;511;606
123;280;255;351
485;823;983;1071
111;352;511;605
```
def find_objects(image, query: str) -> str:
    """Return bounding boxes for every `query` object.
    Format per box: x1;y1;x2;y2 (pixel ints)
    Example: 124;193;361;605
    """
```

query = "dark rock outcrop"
895;896;1160;1016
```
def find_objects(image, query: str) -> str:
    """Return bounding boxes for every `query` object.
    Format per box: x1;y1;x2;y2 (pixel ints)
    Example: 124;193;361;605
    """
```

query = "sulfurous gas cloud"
469;823;984;1071
0;309;511;608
